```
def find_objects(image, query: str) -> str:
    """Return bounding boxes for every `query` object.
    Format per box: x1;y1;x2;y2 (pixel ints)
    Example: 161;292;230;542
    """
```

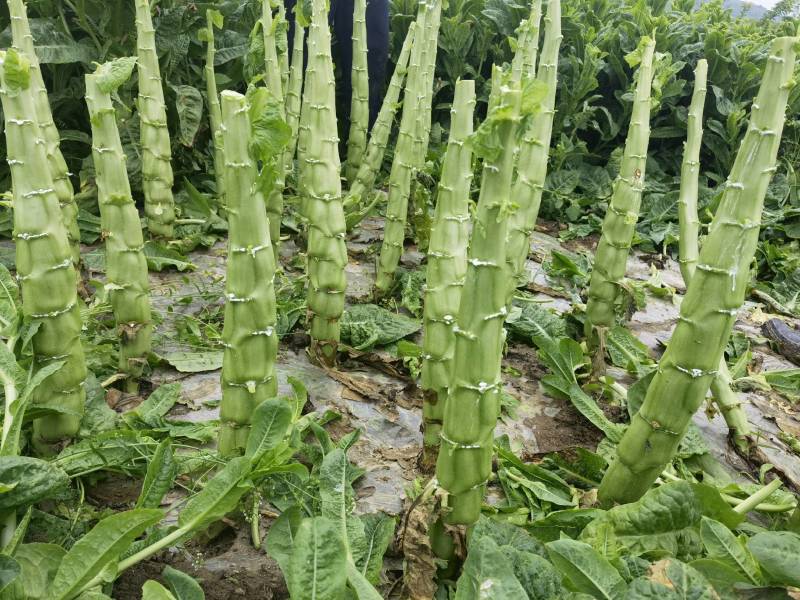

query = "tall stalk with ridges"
510;0;542;82
201;9;225;202
343;22;416;228
677;59;753;453
135;0;176;239
0;49;86;450
277;2;290;94
412;0;442;167
598;36;797;505
420;80;476;468
7;0;80;266
218;90;279;455
300;0;347;365
585;37;656;328
436;73;523;525
283;21;306;176
344;0;370;184
374;0;438;295
263;0;288;262
506;0;561;293
86;58;152;393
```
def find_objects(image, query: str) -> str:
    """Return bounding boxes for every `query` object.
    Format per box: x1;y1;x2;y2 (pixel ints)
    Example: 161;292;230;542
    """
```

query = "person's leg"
365;0;390;127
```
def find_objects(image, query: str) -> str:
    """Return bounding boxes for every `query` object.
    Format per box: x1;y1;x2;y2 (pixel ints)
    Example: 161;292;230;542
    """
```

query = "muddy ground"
75;219;800;599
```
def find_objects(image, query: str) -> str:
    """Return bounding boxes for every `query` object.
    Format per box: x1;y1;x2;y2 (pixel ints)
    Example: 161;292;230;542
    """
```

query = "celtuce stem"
262;0;288;262
136;0;176;239
283;23;306;179
510;0;542;82
203;9;225;202
0;49;86;449
299;0;348;365
585;38;656;328
86;59;152;393
436;72;523;525
7;0;80;266
374;0;442;295
218;91;278;455
506;0;562;294
677;60;753;452
598;36;798;505
421;80;476;468
678;60;707;286
344;0;370;184
343;22;416;229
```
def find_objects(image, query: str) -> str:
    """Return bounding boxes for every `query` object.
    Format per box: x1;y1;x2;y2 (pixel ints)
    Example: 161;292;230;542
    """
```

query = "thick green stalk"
277;2;290;94
585;38;656;328
510;0;542;82
218;91;279;455
412;0;443;166
135;0;176;239
0;50;86;449
86;59;152;393
283;23;306;175
263;0;288;262
203;9;225;202
436;75;522;525
677;60;753;452
343;0;370;184
506;0;561;292
262;0;284;100
420;80;476;468
299;0;347;365
342;21;416;225
678;60;707;285
374;0;440;295
598;36;797;505
7;0;80;266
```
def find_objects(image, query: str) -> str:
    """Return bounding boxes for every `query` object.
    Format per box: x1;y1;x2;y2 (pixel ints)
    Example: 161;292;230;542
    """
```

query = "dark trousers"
285;0;390;127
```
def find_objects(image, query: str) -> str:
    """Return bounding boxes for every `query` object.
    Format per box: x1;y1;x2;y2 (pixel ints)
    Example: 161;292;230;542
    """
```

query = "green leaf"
287;517;347;600
136;439;177;509
606;326;653;374
132;383;182;426
144;242;195;272
172;85;204;146
688;559;749;597
142;580;177;600
94;57;137;93
0;543;65;600
355;513;395;585
177;457;252;533
55;430;158;477
245;399;292;464
506;302;566;343
2;506;32;555
454;535;528;600
0;264;20;334
345;561;383;600
161;352;223;373
0;555;20;593
0;456;69;511
265;505;304;579
580;481;702;558
699;517;761;584
246;87;291;163
50;508;163;600
747;531;800;587
319;449;366;564
625;558;718;599
2;49;30;92
340;304;420;351
507;548;565;600
545;539;626;599
162;566;204;600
